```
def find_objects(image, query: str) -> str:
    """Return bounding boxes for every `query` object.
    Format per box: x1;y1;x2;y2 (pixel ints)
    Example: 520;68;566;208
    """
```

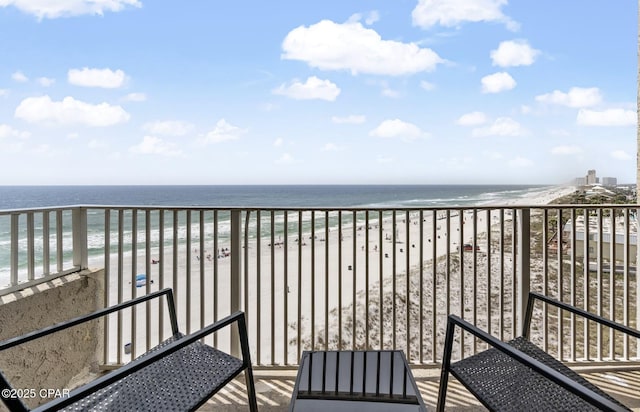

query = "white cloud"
14;95;130;127
129;136;183;157
381;87;400;98
0;89;8;96
1;0;141;19
472;117;525;137
123;92;147;102
520;105;532;114
365;10;380;25
551;145;582;155
508;156;533;168
273;137;284;147
322;142;344;151
536;87;602;108
199;119;246;144
490;40;540;67
0;130;29;150
481;72;516;93
12;71;28;82
577;108;635;126
37;77;55;87
331;114;366;124
420;80;435;91
282;20;444;76
143;120;194;136
0;124;30;139
349;10;380;25
412;0;519;31
273;76;341;101
457;111;487;126
440;156;474;168
611;150;632;160
68;67;127;88
276;153;295;164
369;119;425;140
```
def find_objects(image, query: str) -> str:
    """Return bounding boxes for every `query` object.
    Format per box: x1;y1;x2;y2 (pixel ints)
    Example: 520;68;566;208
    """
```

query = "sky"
0;0;636;185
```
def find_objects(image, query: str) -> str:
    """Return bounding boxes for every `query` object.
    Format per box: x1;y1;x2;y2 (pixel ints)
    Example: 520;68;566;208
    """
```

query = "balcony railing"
0;205;638;369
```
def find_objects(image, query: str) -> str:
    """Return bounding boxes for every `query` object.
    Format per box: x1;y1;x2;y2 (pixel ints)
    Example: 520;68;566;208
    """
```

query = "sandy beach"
96;185;577;365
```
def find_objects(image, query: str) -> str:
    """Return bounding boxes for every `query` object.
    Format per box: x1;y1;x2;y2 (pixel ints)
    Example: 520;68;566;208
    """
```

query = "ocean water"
0;184;551;209
0;184;553;280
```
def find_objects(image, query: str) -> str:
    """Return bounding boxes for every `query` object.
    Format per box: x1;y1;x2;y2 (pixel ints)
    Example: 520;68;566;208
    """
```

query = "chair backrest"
0;289;180;412
522;292;640;341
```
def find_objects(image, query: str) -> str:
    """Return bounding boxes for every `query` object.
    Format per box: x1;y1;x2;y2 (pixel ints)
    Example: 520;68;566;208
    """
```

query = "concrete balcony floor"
197;368;640;411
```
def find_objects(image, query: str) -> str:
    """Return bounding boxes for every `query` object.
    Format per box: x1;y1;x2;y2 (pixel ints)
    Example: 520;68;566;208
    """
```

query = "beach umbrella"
136;274;147;288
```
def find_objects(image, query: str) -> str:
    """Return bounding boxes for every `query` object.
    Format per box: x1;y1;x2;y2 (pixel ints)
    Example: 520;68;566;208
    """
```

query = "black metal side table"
289;350;426;411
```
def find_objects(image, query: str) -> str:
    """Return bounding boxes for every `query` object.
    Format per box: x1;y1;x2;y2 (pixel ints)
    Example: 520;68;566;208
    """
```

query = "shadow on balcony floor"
196;369;640;411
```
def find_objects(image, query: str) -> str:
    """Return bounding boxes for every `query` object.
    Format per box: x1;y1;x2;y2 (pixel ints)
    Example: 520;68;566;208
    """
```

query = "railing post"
637;208;640;359
72;207;88;270
27;212;35;281
230;209;242;357
10;214;19;287
517;208;531;336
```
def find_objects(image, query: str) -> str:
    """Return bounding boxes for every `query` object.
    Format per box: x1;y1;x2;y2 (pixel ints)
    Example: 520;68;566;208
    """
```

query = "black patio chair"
0;288;258;411
438;291;638;412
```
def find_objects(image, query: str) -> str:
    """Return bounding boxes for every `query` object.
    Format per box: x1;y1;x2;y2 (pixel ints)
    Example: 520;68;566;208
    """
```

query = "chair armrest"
0;288;179;352
444;315;626;412
33;311;249;412
525;292;640;340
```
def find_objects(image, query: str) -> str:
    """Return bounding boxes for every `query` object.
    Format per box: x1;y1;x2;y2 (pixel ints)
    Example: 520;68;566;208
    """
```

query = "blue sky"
0;0;636;185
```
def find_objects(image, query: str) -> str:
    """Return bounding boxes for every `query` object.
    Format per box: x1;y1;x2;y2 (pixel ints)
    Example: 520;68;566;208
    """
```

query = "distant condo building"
573;169;617;187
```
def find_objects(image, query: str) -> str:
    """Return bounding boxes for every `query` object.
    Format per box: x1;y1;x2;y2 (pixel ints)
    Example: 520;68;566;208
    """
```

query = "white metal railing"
0;207;84;294
0;205;638;368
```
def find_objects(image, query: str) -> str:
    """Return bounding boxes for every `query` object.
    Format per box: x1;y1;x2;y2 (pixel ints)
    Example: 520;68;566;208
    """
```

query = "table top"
289;350;426;412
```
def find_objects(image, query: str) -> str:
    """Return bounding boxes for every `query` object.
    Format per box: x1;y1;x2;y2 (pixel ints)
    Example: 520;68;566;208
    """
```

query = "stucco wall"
0;269;103;410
